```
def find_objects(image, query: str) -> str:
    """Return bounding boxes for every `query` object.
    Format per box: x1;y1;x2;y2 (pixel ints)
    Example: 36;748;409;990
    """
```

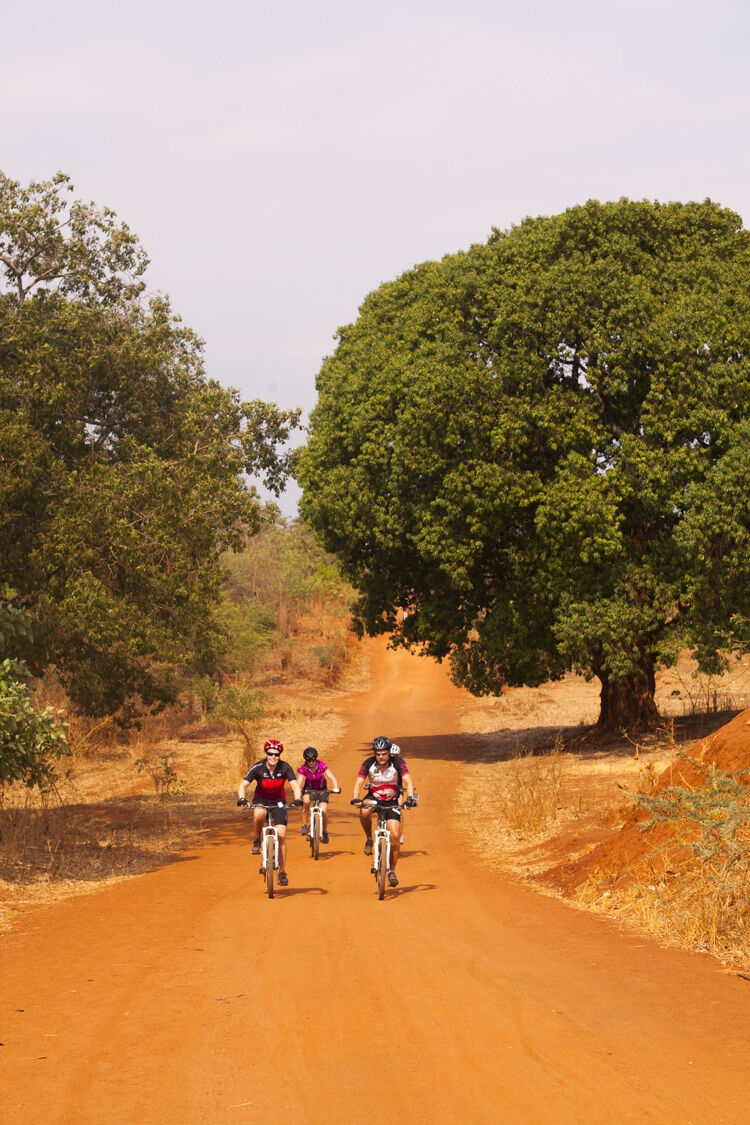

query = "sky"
3;0;750;512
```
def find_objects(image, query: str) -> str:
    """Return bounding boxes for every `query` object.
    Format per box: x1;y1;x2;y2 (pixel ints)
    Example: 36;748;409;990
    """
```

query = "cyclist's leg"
277;823;288;871
252;805;267;846
301;792;310;833
386;813;401;868
319;791;330;832
359;804;375;837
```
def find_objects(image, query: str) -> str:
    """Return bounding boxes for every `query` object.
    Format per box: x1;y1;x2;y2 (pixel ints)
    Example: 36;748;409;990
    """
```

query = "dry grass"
0;626;371;932
575;863;750;971
456;703;750;972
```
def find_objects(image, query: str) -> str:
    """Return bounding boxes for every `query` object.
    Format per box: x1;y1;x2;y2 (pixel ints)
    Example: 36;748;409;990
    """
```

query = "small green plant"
629;757;750;954
214;685;266;761
134;751;184;800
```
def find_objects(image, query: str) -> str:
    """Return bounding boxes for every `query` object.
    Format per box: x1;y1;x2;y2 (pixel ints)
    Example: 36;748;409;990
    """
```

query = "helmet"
303;746;318;762
371;736;392;753
263;739;284;754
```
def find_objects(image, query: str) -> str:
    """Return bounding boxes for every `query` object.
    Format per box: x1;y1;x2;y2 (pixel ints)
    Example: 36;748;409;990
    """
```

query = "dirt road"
2;641;750;1124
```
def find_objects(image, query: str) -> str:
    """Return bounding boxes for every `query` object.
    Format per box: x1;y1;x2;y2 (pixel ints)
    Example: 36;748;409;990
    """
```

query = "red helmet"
263;739;284;754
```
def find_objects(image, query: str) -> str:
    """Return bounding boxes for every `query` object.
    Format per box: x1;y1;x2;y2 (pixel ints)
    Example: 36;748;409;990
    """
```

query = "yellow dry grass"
0;640;371;932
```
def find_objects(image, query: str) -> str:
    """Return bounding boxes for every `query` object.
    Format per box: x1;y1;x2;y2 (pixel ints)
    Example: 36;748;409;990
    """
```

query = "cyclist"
237;739;302;887
297;746;340;844
351;735;416;887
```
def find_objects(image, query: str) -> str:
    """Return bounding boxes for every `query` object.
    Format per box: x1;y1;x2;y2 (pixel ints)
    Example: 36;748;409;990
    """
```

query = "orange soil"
1;639;750;1124
543;709;750;895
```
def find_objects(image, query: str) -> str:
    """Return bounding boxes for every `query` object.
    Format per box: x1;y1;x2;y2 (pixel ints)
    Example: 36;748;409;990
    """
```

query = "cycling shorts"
251;802;288;827
363;801;401;823
303;789;329;803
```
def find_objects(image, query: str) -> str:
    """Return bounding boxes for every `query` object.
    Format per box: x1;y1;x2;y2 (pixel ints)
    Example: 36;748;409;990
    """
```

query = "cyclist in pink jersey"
298;746;340;844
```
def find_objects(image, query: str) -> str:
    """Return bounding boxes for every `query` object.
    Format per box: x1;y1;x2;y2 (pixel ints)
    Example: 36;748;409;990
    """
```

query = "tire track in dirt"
1;638;749;1124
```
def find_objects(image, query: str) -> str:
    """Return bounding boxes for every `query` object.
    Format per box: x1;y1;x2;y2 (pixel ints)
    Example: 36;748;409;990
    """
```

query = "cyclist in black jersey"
237;739;302;886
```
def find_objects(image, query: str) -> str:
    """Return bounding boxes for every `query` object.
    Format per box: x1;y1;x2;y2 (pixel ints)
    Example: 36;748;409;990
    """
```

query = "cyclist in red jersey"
237;739;302;886
351;735;416;887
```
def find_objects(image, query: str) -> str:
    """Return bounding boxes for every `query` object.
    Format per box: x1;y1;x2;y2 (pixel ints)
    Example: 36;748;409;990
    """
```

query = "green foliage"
0;172;299;719
0;607;69;789
298;199;750;727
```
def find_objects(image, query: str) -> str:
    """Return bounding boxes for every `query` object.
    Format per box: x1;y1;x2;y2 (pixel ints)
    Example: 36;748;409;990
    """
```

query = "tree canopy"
0;172;299;719
298;199;750;728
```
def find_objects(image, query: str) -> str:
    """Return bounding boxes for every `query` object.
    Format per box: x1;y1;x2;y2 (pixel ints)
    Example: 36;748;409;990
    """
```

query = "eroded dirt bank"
2;639;749;1124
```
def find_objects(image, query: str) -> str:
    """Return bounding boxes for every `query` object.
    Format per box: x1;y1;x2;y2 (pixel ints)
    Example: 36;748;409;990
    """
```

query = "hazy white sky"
3;0;749;511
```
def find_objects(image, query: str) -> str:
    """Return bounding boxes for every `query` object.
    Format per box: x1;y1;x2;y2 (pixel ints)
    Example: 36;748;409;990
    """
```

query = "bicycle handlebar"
352;797;419;809
247;801;300;810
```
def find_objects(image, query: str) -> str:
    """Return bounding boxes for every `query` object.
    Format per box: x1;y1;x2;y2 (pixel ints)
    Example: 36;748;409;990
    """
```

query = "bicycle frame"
250;802;293;897
306;789;339;858
309;801;324;851
373;807;391;874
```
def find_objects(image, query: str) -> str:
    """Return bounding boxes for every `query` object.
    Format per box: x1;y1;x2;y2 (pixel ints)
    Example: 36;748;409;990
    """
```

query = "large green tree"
0;172;299;718
298;199;750;729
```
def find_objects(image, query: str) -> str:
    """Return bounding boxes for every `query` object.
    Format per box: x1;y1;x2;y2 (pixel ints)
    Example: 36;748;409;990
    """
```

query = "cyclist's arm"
238;779;251;801
324;768;338;789
398;771;414;805
297;771;308;791
352;775;366;801
290;777;303;801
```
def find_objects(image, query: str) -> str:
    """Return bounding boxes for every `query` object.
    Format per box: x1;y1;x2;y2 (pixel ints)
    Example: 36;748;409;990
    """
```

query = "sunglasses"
265;751;281;758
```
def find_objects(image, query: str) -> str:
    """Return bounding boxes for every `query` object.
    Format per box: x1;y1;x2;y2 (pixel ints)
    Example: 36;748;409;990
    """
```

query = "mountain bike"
249;801;296;898
306;788;341;859
356;797;418;899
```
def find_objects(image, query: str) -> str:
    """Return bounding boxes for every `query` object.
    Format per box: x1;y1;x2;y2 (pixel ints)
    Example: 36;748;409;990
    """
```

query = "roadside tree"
298;199;750;729
0;171;299;718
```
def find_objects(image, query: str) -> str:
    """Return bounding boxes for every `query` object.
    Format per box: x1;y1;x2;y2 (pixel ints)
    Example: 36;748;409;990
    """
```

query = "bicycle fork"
373;821;391;874
260;825;279;872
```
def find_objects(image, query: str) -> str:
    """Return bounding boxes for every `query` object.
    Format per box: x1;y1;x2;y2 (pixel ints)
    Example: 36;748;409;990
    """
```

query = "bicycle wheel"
312;813;320;860
376;836;387;900
264;836;275;899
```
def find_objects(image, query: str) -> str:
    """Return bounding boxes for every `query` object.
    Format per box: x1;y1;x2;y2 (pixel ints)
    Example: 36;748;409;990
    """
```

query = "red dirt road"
2;641;750;1124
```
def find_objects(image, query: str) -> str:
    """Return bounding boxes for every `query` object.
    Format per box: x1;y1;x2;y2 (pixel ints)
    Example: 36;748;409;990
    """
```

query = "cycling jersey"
298;760;328;790
358;755;409;802
244;760;296;804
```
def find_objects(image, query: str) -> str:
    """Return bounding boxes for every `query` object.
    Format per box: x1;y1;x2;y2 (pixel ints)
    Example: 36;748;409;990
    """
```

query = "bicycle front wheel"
312;814;320;860
376;837;387;900
264;837;275;899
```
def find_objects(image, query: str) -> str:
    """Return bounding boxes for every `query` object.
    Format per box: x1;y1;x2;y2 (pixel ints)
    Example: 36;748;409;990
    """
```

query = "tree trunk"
596;657;660;731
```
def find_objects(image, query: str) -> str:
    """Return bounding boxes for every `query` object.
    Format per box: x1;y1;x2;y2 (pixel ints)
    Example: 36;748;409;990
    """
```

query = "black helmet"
303;746;318;762
371;735;392;753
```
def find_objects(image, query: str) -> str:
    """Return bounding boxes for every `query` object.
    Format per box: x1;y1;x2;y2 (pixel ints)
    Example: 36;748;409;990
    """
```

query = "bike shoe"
300;825;308;836
251;841;261;854
388;871;399;888
364;839;373;856
278;871;289;887
371;866;377;875
322;832;330;844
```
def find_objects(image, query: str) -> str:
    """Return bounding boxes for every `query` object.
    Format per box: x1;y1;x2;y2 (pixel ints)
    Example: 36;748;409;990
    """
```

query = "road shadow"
392;883;437;897
391;709;745;766
0;794;236;889
276;886;329;897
